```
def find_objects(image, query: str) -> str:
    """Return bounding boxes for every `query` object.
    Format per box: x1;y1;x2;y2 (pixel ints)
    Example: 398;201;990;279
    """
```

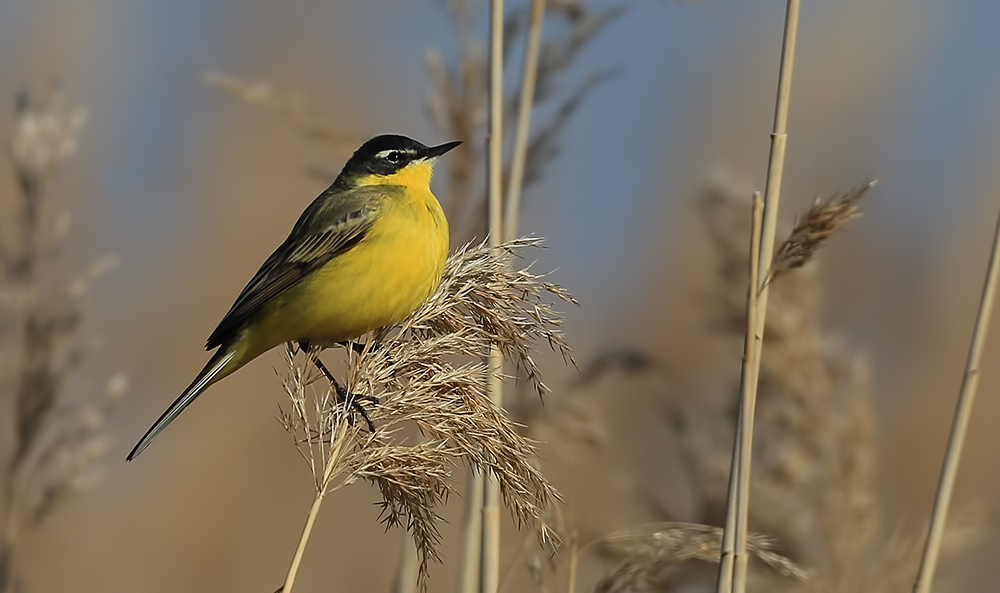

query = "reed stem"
912;203;1000;593
282;416;351;593
481;2;505;592
503;0;546;242
457;471;484;593
716;1;801;591
733;194;764;590
716;193;763;593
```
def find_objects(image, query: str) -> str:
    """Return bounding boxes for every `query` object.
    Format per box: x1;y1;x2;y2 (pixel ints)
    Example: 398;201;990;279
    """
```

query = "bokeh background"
2;0;1000;591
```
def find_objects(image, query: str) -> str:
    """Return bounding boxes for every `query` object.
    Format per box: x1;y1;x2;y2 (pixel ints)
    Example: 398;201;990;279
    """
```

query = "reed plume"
594;522;808;593
278;237;574;591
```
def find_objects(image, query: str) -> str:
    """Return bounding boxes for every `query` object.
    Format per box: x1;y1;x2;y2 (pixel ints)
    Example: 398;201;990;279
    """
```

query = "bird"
127;134;460;461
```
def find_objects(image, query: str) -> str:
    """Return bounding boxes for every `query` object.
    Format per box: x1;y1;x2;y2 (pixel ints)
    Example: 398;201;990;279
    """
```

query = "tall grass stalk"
498;533;535;593
481;1;506;592
458;474;484;593
912;204;1000;593
281;405;353;593
393;534;419;593
503;0;546;242
714;191;761;592
491;4;548;588
732;192;766;589
716;1;802;592
566;532;579;593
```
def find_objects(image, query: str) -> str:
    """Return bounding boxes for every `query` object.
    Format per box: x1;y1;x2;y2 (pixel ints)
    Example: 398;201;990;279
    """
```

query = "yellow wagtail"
128;134;460;460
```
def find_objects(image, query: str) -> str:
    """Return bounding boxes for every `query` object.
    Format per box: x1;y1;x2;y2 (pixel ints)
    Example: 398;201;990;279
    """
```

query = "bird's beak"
422;140;462;160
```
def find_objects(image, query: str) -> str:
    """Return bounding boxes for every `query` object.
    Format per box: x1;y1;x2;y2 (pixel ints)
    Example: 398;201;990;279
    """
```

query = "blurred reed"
593;522;808;593
912;200;1000;593
717;3;801;590
481;3;506;592
0;90;126;593
622;180;974;593
693;180;875;592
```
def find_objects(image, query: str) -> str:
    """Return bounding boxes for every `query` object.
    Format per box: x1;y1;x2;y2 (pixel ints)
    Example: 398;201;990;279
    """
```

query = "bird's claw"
331;378;378;433
299;343;378;433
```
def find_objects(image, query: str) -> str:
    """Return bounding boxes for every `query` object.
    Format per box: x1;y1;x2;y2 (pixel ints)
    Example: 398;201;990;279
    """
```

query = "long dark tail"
127;347;237;461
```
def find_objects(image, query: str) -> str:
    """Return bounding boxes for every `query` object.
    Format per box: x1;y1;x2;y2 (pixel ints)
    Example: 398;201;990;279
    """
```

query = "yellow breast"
245;184;449;355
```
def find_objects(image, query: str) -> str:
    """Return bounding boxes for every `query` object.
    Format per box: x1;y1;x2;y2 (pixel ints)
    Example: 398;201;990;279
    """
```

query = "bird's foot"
296;340;379;432
300;346;377;433
329;376;379;434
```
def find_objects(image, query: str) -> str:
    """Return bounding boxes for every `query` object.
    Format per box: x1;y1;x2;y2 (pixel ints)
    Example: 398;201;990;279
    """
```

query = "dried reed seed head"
676;180;880;590
280;237;573;588
593;522;809;593
17;368;128;529
10;91;87;178
12;252;120;469
766;180;875;286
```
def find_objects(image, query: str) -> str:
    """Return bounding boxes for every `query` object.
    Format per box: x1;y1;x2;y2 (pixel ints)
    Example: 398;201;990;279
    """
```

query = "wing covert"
205;201;378;349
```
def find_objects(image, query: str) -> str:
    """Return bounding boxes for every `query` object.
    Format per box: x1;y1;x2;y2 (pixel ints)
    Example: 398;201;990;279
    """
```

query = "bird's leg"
297;340;378;432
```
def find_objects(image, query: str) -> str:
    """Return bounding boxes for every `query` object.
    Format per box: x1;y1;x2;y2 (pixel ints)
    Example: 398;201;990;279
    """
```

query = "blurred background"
2;0;1000;591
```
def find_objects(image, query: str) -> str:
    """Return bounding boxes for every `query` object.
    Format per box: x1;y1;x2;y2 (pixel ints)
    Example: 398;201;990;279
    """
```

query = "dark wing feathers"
205;194;380;350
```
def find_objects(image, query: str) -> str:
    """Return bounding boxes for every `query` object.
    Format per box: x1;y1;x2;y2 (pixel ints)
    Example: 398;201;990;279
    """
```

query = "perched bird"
128;134;460;460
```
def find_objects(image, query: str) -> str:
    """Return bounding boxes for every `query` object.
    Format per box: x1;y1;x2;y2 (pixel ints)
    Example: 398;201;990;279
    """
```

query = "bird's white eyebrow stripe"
375;148;417;159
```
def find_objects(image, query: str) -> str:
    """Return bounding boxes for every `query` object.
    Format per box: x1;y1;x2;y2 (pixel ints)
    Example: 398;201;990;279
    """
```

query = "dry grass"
593;522;808;593
7;5;995;593
682;180;878;590
868;506;984;593
765;181;875;287
641;179;977;593
278;237;574;590
0;90;126;593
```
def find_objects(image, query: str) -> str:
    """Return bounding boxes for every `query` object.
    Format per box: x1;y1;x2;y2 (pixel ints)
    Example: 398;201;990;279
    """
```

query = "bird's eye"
384;151;403;163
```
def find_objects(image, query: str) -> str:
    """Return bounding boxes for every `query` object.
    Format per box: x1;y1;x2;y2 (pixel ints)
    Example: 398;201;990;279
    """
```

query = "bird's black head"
334;134;461;189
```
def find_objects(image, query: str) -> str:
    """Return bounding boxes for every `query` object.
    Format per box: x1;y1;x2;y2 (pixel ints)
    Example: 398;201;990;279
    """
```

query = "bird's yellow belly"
244;198;448;355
